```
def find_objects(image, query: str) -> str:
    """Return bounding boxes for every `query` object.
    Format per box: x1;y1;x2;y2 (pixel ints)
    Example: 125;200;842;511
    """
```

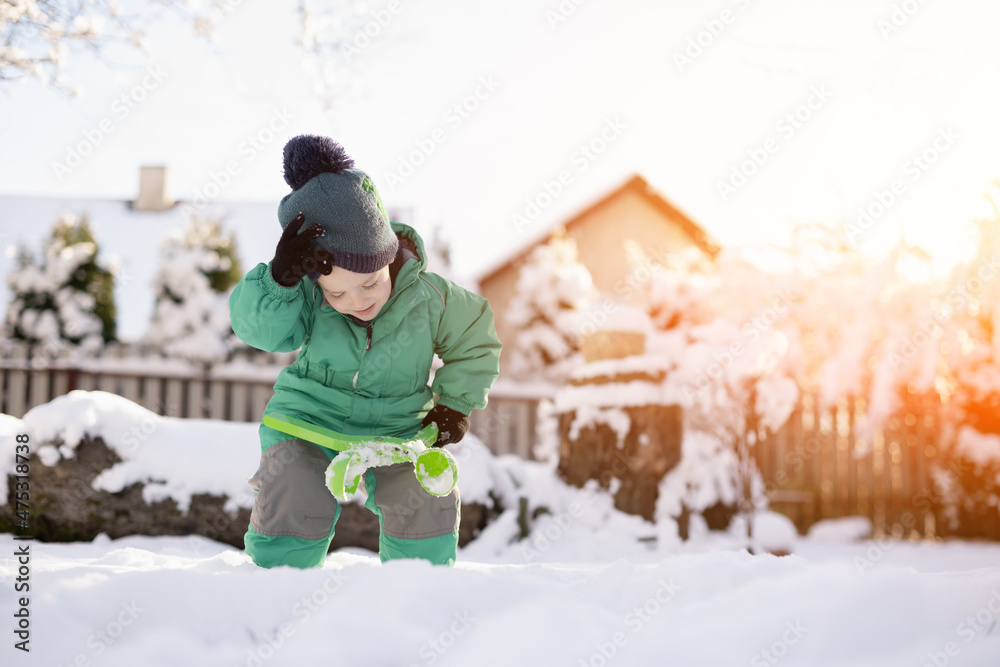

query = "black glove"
270;212;335;287
421;404;470;447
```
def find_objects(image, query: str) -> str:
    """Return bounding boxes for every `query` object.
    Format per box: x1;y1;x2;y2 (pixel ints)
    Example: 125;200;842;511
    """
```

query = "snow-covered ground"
2;531;999;667
1;390;999;665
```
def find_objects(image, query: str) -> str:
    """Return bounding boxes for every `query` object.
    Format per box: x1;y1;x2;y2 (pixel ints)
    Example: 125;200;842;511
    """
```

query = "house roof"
475;174;719;286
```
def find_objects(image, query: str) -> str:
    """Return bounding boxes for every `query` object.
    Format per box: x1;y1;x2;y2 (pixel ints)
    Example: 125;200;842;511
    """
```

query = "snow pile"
461;468;663;564
0;389;687;553
0;390;261;513
0;390;519;518
445;437;518;506
807;517;874;543
728;510;800;554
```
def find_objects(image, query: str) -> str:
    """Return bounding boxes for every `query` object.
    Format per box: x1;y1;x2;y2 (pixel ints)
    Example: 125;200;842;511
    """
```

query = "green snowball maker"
262;412;459;502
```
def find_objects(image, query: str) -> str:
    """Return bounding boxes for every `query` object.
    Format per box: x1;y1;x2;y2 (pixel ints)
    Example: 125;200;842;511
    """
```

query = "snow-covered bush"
142;217;241;365
521;213;1000;538
655;430;743;524
954;425;1000;503
923;218;1000;536
4;212;116;356
641;216;1000;537
504;232;597;382
622;242;797;539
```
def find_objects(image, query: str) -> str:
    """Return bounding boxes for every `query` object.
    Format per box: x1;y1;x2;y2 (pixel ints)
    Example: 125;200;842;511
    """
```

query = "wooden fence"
0;343;284;422
2;342;995;538
0;343;540;459
754;392;999;540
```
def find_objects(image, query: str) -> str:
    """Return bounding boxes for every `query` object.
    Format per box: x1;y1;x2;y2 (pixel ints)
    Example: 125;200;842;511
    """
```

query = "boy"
229;135;501;569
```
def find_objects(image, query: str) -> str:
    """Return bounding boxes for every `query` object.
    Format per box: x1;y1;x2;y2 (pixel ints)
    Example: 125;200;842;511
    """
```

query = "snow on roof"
0;195;411;341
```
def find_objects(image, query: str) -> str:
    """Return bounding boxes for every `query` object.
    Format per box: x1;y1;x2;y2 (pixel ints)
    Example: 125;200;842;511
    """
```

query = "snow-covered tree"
634;212;1000;538
505;230;597;383
4;212;116;355
0;1;201;91
623;240;797;542
1;0;369;100
142;217;241;365
296;0;391;109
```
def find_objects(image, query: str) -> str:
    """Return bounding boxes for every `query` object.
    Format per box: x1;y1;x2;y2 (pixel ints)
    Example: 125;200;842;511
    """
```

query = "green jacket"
230;222;502;450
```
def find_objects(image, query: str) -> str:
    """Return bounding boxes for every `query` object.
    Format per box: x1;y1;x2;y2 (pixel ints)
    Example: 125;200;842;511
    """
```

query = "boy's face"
317;262;392;321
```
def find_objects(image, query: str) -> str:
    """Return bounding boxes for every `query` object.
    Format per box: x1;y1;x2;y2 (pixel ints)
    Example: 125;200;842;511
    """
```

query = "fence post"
28;350;50;412
6;342;28;417
120;348;141;406
51;344;74;399
141;375;163;415
514;400;531;459
810;400;823;529
209;379;227;420
187;367;207;419
844;397;857;519
229;382;248;422
165;377;183;418
250;384;272;423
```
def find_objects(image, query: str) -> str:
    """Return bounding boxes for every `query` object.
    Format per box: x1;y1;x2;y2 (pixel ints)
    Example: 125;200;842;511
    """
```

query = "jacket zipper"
353;324;373;389
348;264;421;389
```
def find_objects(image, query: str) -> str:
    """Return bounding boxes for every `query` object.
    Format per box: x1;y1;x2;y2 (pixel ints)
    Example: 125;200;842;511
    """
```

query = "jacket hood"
388;221;428;287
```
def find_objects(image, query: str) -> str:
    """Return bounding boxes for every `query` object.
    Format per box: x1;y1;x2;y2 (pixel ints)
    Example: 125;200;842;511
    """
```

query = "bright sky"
1;0;999;280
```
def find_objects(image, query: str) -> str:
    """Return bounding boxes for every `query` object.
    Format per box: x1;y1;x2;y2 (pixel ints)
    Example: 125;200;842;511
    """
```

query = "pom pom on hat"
282;134;355;191
277;135;398;276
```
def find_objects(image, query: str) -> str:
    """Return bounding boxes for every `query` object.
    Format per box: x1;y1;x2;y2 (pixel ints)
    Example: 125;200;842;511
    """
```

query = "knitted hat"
277;135;398;275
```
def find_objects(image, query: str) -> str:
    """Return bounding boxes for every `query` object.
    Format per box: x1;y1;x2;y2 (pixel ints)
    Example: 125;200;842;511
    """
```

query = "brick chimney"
133;165;174;211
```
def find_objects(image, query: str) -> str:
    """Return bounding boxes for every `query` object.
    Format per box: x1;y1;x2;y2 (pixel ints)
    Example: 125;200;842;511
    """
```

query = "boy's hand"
422;404;470;447
270;212;335;287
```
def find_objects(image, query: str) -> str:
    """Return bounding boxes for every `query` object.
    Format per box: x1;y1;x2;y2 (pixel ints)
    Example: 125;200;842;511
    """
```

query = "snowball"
806;517;873;543
754;511;800;553
730;510;799;553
